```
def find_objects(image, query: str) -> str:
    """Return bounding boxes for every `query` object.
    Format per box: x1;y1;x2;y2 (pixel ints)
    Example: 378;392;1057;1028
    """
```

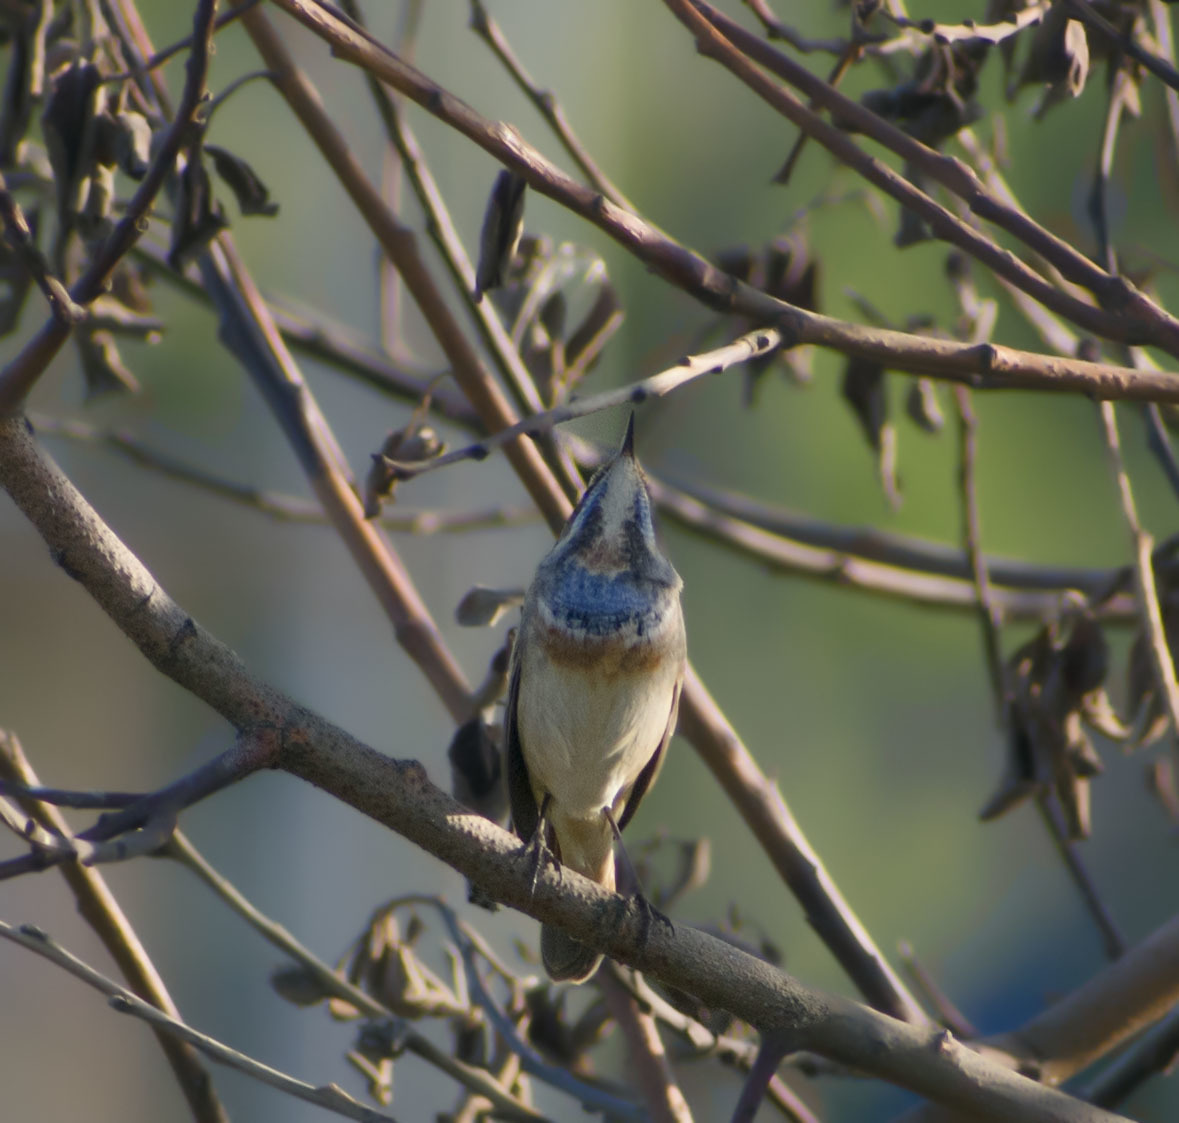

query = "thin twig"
31;412;537;533
730;1038;804;1123
468;0;635;209
164;834;547;1121
611;964;825;1120
1099;400;1179;758
1086;58;1179;506
103;0;263;83
955;304;1127;958
0;921;405;1123
1088;67;1132;274
0;732;276;881
656;471;1143;607
741;0;848;54
383;326;780;483
415;896;644;1119
896;942;977;1039
1150;0;1179;169
198;235;476;723
599;969;694;1123
649;472;1128;619
0;174;85;323
0;778;141;810
952;385;1005;712
335;0;583;496
610;965;760;1064
1036;795;1127;961
773;38;862;188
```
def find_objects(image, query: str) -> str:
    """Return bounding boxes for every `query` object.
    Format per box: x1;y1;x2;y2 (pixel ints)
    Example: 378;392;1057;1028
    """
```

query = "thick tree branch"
0;417;1141;1123
901;913;1179;1123
685;0;1179;357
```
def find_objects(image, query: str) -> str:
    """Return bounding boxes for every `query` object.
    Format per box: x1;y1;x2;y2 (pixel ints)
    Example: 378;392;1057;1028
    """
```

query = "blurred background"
2;0;1179;1119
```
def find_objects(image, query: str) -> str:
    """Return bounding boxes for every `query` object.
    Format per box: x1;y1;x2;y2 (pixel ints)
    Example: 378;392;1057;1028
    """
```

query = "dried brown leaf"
41;59;101;218
474;168;526;302
454;586;524;629
206;143;279;217
168;150;228;270
906;377;944;433
448;717;507;823
76;328;140;398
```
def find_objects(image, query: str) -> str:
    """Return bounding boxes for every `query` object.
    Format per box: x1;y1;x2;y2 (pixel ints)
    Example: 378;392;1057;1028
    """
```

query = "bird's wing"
504;653;541;843
615;670;682;833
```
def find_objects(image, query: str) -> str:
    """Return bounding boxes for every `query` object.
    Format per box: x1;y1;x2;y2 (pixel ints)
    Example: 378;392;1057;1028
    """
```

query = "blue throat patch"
544;561;666;638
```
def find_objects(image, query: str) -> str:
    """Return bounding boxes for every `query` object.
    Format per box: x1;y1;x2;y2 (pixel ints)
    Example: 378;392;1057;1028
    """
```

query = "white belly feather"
517;648;680;819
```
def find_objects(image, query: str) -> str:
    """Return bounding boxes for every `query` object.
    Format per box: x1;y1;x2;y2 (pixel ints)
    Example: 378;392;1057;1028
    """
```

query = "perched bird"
504;417;686;983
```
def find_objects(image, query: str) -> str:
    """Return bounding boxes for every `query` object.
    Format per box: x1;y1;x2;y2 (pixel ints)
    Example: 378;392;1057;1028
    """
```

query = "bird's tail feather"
541;925;602;983
541;814;614;983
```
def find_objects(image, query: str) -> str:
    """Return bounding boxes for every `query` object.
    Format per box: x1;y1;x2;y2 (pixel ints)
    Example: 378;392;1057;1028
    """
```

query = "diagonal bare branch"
0;413;1139;1123
266;0;1179;400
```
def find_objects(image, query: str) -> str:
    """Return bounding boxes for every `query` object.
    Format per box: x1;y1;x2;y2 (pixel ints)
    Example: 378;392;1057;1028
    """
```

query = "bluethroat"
504;416;686;982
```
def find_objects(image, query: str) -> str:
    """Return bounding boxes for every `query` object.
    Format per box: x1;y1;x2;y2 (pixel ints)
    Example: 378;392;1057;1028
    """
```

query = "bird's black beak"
621;412;636;459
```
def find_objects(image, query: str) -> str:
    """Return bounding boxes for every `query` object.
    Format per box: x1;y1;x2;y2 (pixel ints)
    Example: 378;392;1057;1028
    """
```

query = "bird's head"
545;416;677;587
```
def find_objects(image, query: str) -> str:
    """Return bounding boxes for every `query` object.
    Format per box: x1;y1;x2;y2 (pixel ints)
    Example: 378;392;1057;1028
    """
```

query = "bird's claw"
521;828;560;899
628;890;673;948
